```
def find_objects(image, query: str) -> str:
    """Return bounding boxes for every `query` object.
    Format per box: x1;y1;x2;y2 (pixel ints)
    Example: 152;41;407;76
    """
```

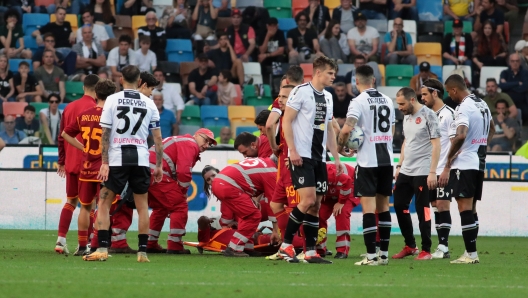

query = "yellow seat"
50;14;78;32
414;42;442;66
228;105;256;123
325;0;340;10
132;15;150;38
378;64;385;86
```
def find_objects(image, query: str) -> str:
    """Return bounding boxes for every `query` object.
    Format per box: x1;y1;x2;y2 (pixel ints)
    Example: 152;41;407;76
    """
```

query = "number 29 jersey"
100;89;160;167
347;88;395;168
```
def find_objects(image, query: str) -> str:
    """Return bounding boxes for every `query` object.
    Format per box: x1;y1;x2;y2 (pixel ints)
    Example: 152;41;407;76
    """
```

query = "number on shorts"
437;187;445;199
116;106;148;135
370;105;391;133
316;181;327;193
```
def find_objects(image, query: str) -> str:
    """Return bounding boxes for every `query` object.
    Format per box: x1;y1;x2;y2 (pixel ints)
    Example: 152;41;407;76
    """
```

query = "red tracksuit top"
326;163;356;204
258;134;273;158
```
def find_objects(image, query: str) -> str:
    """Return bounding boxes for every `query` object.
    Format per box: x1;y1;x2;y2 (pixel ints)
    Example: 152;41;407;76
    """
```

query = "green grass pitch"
1;230;527;298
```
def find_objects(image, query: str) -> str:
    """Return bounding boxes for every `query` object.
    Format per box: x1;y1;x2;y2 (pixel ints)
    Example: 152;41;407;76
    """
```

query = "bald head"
146;11;157;27
444;74;468;103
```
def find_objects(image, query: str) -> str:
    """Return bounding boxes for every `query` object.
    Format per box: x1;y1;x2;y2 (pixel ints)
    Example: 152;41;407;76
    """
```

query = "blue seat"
213;0;231;8
166;39;194;63
58;103;68;111
201;105;230;127
236;126;258;136
23;13;50;35
9;59;33;73
413;65;442;82
17;36;40;55
277;18;296;32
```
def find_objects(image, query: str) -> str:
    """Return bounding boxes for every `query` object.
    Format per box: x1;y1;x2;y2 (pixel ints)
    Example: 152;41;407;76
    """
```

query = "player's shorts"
271;167;299;207
449;169;479;200
78;180;100;205
354;165;393;197
104;166;151;195
474;171;484;201
66;172;79;199
289;157;328;195
393;173;429;206
429;175;453;202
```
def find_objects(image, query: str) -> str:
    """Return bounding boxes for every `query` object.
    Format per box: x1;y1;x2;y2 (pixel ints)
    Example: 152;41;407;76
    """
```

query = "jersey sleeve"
63;116;81;137
175;142;199;189
286;86;304;111
426;109;441;139
326;93;333;121
346;97;362;120
99;100;114;129
454;104;470;129
149;101;161;130
271;98;282;116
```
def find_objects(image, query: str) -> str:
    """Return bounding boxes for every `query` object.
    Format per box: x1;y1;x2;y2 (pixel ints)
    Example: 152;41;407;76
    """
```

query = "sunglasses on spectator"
4;121;15;124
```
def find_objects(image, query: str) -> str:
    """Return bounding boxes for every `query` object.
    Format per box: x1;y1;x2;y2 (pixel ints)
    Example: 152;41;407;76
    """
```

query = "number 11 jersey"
347;88;395;167
100;89;160;167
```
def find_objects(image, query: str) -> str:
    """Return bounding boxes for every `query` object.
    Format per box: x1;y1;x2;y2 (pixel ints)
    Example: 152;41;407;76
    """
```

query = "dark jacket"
499;67;528;117
227;24;250;53
331;5;357;22
442;33;473;60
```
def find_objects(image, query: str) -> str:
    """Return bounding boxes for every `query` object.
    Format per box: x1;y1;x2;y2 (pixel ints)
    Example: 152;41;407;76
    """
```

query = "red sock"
58;203;76;238
78;230;89;248
275;210;289;240
91;229;99;249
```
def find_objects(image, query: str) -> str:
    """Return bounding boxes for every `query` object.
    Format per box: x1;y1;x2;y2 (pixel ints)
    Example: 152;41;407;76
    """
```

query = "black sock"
460;210;477;253
138;234;148;252
434;209;440;238
473;213;479;238
303;213;319;249
395;205;416;249
438;211;451;247
377;211;391;252
363;213;377;254
283;207;305;244
98;230;109;248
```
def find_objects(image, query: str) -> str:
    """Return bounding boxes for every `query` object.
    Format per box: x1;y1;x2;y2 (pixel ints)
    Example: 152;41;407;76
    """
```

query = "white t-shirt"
76;24;109;45
40;108;61;141
157;83;185;113
347;26;380;55
100;89;160;167
347;88;395;167
107;47;138;70
435;105;455;175
135;49;157;73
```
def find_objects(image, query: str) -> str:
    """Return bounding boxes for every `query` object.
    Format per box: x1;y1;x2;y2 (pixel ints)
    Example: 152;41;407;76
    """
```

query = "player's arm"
395;140;405;181
61;121;84;151
487;118;496;144
326;121;343;175
446;125;467;169
175;144;198;189
282;106;300;164
429;137;440;189
265;111;280;153
336;116;357;153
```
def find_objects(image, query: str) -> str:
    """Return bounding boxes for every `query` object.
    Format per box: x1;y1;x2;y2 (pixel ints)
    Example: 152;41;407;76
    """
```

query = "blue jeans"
390;0;418;21
3;6;48;16
48;0;82;14
192;90;218;106
443;14;474;23
443;58;472;67
360;9;387;20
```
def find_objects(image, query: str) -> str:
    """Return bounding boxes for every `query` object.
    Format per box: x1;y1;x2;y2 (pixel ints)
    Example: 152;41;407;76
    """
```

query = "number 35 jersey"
347;88;395;168
100;90;160;167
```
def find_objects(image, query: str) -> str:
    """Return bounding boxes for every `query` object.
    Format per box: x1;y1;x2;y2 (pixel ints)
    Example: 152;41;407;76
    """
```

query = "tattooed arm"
151;128;163;182
336;116;358;154
101;127;110;164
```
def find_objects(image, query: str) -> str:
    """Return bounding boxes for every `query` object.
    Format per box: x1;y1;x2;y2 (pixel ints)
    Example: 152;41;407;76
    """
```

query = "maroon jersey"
63;106;103;182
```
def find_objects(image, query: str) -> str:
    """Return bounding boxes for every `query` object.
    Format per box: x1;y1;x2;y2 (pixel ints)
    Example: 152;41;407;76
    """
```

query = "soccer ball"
346;126;364;150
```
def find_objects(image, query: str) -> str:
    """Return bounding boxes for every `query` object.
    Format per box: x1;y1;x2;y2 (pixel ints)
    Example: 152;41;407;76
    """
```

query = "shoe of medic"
414;251;433;260
325;250;333;256
167;249;191;255
450;254;479;264
146;244;167;254
73;246;90;256
137;252;150;263
354;257;378;266
303;253;333;264
392;246;419;259
222;247;249;257
55;242;69;254
431;247;451;259
83;250;109;261
279;244;299;263
109;246;137;254
334;252;347;259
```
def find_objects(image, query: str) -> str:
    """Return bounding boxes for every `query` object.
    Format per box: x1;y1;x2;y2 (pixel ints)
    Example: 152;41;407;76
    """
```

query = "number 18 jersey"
100;89;160;167
347;88;395;167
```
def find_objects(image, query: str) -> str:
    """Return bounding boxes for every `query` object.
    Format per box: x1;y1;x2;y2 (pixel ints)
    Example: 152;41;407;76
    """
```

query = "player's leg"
354;166;379;266
55;172;79;254
130;166;153;263
432;186;452;259
167;186;190;254
473;171;484;237
392;173;419;259
374;166;394;264
334;199;353;259
316;200;332;256
74;182;97;256
88;200;96;244
413;176;432;260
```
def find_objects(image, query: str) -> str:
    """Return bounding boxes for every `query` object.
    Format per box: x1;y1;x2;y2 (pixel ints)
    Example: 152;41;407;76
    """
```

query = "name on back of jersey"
118;98;147;107
366;97;390;105
81;114;100;122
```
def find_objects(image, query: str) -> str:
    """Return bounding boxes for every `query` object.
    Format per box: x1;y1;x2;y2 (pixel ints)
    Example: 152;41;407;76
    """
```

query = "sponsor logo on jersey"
471;138;487;144
299;177;304;185
456;170;460;180
415;117;422;124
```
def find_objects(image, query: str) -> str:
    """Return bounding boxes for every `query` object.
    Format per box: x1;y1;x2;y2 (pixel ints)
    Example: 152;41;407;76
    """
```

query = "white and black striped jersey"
435;105;455;175
449;94;491;171
100;89;160;167
286;82;333;162
347;88;395;167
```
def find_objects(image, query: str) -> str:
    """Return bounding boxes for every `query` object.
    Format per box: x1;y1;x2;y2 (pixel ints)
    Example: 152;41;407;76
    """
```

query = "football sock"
460;210;477;253
432;207;440;237
303;213;319;250
78;230;89;248
473;213;479;238
98;229;110;248
275;210;289;240
363;213;377;255
57;202;75;239
377;211;392;252
138;234;148;252
283;207;305;245
395;206;416;249
437;211;451;247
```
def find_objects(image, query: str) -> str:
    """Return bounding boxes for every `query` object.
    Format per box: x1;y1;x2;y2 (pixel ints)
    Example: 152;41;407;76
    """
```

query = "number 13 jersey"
347;88;395;167
100;89;160;167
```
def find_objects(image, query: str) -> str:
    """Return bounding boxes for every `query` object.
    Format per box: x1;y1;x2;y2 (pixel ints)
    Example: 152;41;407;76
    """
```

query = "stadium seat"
414;42;442;66
523;22;528;41
2;102;28;117
16;36;39;55
300;63;313;81
325;0;340;10
9;59;33;73
504;21;510;43
29;102;48;120
235;125;258;137
418;21;444;36
104;38;119;52
417;34;443;43
444;21;472;35
50;14;79;32
385;64;413;86
228;105;256;123
237;0;263;9
442;65;472;84
157;61;180;83
414;65;442;82
337;63;354;78
58;103;68;111
264;0;293;18
377;86;404;100
22;13;49;34
154;0;173;5
388;20;417;44
278;18;297;32
115;15;132;28
255;105;269;116
233;84;242;105
378;64;385;86
368;19;388;35
243;85;273;106
479;66;508;89
201;105;230;127
65;81;84;101
243;62;263;85
181;105;202;126
179;125;201;136
35;0;54;6
292;0;308;16
112;27;134;41
166;39;194;63
132;15;149;37
179;62;199;86
206;126;224;139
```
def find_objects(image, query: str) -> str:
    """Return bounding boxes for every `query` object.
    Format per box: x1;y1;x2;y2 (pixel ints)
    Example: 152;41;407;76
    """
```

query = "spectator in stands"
0;55;15;102
76;9;109;49
226;8;256;63
345;55;382;97
444;0;479;22
332;82;352;127
135;36;157;73
152;90;178;138
472;20;507;71
216;0;231;17
188;53;218;106
165;0;192;39
383;17;417;65
153;69;185;123
410;62;438;92
301;0;331;36
206;32;244;85
483;78;518;118
320;20;349;63
359;0;388;20
347;11;379;63
107;35;138;86
390;0;418;21
0;10;32;59
287;12;323;64
489;99;519;151
257;18;286;67
138;12;167;61
15;105;39;137
474;0;504;37
215;126;234;145
3;0;49;16
442;19;473;66
192;0;217;41
515;40;528;70
33;7;75;55
32;33;64;70
48;0;82;15
71;25;106;81
0;115;26;144
217;69;236;105
39;93;62;144
14;61;42;102
97;68;109;79
35;49;67;102
499;53;528;122
90;0;116;24
331;0;357;34
496;0;518;24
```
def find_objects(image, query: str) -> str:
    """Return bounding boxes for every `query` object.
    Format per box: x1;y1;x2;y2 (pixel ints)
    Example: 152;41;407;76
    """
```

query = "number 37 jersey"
100;90;160;167
347;88;395;168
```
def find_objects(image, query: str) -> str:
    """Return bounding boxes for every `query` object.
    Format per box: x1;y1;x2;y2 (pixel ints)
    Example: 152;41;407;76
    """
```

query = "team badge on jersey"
299;177;304;185
415;117;422;124
456;170;460;180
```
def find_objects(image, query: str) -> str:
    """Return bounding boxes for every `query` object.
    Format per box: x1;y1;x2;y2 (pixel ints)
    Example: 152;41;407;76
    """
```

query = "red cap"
195;128;217;146
231;8;242;16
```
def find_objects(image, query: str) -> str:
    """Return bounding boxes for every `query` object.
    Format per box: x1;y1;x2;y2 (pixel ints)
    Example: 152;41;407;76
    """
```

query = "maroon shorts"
78;180;100;205
271;167;298;207
66;172;79;199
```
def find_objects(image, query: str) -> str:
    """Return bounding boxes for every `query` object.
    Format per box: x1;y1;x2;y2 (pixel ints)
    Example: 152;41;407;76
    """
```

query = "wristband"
102;162;109;165
429;171;436;174
396;165;401;169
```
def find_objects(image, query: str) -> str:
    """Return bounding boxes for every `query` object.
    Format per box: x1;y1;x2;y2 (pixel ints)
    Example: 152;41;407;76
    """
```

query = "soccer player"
146;128;217;254
55;74;99;254
392;87;440;260
279;56;343;264
62;79;117;256
83;65;163;263
444;74;494;264
420;78;455;259
337;64;395;266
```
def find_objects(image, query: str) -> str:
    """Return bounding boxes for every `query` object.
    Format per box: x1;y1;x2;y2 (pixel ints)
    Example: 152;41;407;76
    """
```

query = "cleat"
431;248;451;259
146;244;167;254
137;252;150;263
279;244;299;263
197;246;204;254
73;246;89;256
265;251;283;260
450;255;479;264
244;250;262;257
325;250;333;256
167;249;191;255
303;254;332;264
415;251;433;260
55;242;69;254
334;252;348;259
222;247;249;257
360;246;379;258
392;246;419;259
355;257;378;266
296;252;305;261
316;228;326;245
378;255;389;265
109;246;137;254
83;250;109;261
